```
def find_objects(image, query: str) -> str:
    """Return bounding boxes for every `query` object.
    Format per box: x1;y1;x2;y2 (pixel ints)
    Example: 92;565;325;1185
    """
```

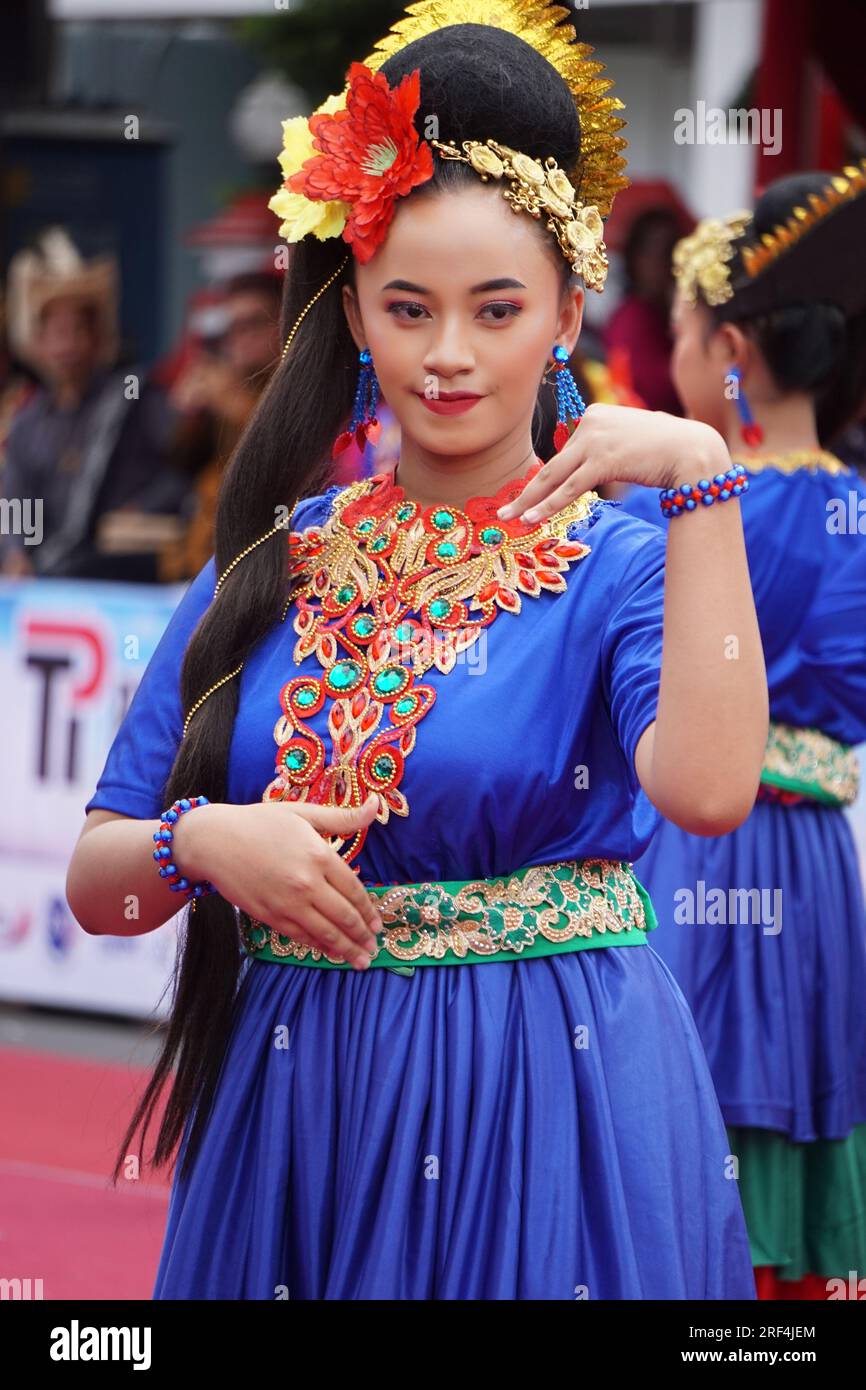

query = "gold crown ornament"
269;0;630;358
672;211;754;307
428;137;608;289
672;156;866;319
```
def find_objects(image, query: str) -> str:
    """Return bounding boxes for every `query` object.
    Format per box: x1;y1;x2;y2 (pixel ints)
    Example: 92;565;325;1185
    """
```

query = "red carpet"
0;1045;170;1300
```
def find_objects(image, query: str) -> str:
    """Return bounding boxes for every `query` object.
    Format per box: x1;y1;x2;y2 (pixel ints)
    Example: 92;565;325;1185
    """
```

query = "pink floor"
0;1046;171;1300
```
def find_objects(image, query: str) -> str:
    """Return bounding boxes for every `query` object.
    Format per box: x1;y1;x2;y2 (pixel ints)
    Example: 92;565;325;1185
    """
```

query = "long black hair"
710;172;866;446
112;22;585;1185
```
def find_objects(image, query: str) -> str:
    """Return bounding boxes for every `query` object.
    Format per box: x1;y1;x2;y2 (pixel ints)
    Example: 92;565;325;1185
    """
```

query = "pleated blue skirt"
632;801;866;1143
152;943;755;1299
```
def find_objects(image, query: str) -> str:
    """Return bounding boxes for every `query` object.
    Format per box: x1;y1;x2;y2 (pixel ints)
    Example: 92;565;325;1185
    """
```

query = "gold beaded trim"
281;253;350;360
761;720;859;806
731;449;849;476
213;520;292;596
182;664;244;739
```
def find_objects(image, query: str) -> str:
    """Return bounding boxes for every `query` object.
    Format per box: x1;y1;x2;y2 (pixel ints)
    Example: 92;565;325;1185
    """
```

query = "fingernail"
522;508;539;523
496;505;512;518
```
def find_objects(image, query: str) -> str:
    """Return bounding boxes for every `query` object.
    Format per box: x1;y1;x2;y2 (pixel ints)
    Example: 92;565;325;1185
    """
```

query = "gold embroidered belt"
238;858;657;977
758;720;860;808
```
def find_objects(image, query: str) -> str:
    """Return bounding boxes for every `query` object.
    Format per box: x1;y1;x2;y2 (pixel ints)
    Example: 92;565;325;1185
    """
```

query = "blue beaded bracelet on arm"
153;796;218;903
660;463;749;518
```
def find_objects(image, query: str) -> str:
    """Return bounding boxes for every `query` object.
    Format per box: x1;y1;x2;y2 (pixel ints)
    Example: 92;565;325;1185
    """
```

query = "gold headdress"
361;0;629;220
672;157;866;319
270;0;629;358
672;212;753;307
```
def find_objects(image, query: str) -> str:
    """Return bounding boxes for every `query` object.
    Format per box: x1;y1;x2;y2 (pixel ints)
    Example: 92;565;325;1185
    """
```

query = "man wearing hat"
0;228;188;580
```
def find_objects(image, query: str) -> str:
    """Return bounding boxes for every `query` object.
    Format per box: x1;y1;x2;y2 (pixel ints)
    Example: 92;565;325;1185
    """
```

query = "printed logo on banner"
0;906;31;948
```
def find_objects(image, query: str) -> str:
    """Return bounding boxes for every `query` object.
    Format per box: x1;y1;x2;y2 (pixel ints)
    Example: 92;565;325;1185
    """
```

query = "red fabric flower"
287;62;434;264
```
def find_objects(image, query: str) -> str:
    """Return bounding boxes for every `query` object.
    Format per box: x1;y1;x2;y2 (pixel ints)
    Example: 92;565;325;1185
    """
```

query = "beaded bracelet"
152;796;218;902
660;463;749;518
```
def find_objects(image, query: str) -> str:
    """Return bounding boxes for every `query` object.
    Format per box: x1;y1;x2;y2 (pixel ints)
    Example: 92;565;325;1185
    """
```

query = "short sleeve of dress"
597;516;667;778
82;485;344;821
83;556;218;819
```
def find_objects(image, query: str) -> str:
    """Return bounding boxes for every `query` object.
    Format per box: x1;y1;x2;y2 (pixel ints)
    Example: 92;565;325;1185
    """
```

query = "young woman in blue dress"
620;164;866;1298
67;1;767;1299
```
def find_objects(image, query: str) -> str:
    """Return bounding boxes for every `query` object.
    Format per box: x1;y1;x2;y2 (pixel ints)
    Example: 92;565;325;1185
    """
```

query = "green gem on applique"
436;541;457;560
336;584;355;605
394;621;414;641
370;535;389;553
394;696;415;716
295;688;316;708
356;519;374;534
372;666;406;697
284;747;308;771
352;614;375;637
429;598;450;620
396;504;414;522
433;508;455;531
373;754;395;780
480;526;504;546
330;660;362;690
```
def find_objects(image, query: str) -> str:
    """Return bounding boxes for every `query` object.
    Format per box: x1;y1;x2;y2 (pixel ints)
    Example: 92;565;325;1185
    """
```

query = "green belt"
759;720;860;807
239;858;657;977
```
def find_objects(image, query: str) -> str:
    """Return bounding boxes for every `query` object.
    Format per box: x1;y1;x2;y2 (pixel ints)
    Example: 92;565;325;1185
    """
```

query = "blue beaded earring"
728;364;764;447
546;343;586;452
333;346;382;458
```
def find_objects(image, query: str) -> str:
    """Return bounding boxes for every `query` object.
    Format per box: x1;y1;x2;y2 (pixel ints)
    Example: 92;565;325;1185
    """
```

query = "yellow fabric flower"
268;91;350;243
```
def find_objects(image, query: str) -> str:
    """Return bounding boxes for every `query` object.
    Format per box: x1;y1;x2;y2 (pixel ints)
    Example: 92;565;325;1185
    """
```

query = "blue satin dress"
84;469;755;1299
621;458;866;1280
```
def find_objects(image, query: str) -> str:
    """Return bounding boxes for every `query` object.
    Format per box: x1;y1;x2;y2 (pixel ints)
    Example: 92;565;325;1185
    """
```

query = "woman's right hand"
172;795;385;969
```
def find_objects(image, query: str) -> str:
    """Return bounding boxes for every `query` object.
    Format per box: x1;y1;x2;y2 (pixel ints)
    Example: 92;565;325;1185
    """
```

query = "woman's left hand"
496;403;731;524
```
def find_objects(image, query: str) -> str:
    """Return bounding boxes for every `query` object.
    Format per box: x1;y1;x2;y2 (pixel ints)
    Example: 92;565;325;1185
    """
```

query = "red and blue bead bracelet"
153;796;218;900
660;463;749;518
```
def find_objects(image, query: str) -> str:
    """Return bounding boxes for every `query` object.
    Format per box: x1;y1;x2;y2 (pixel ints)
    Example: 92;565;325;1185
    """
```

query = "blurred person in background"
0;229;186;582
158;270;283;581
602;205;686;415
621;167;866;1299
0;292;38;483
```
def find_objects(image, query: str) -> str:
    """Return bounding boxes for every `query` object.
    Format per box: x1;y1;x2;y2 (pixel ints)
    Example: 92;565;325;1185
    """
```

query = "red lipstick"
415;390;484;416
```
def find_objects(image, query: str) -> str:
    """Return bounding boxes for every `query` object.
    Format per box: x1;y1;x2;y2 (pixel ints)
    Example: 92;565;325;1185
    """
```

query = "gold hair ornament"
429;136;607;288
281;253;351;361
740;158;866;280
362;0;629;219
672;211;753;307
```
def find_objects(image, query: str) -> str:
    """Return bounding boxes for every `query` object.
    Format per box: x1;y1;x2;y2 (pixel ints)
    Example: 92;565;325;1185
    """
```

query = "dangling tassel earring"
547;344;586;452
729;365;764;447
333;347;382;458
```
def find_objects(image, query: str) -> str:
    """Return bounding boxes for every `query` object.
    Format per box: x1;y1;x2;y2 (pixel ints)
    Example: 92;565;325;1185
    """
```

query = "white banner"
0;576;188;1018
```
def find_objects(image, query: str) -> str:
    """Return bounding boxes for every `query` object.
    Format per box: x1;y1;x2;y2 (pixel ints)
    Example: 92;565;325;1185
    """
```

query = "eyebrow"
380;277;527;294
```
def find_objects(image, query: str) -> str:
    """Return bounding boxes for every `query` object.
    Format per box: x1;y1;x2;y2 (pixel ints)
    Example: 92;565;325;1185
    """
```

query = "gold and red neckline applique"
262;461;599;864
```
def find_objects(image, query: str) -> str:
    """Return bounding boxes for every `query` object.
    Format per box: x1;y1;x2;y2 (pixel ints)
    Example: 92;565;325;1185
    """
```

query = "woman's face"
343;182;583;459
670;288;730;432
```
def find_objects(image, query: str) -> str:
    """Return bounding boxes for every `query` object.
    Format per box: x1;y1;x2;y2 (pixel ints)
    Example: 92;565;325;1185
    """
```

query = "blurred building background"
2;0;865;363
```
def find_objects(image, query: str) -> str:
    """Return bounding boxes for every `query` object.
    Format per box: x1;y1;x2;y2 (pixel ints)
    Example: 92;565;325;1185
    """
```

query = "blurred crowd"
0;227;293;583
2;187;861;586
